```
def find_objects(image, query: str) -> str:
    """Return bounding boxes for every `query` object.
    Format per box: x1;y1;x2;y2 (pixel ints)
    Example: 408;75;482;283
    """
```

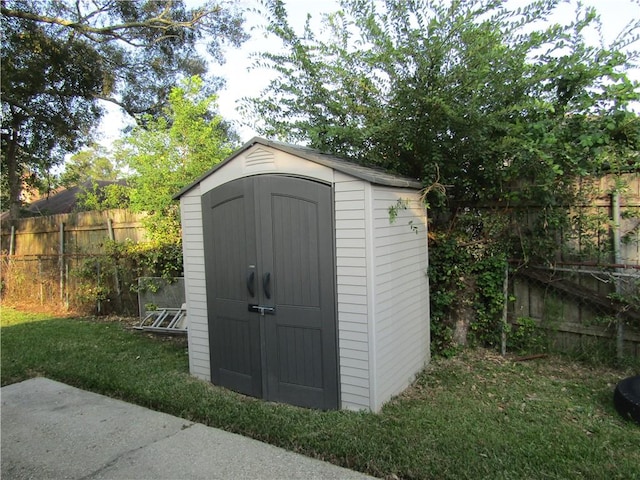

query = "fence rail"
1;209;147;256
1;209;150;314
510;264;640;360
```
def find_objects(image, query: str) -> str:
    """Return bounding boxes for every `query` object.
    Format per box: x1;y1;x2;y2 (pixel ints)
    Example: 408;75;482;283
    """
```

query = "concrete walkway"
1;378;375;480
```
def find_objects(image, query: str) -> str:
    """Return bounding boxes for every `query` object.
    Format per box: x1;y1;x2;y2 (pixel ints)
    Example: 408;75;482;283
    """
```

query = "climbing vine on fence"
72;239;184;314
429;179;639;361
428;223;509;356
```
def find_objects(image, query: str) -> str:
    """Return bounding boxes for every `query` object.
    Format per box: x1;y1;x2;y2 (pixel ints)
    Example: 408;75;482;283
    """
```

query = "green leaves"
246;0;639;212
427;216;513;353
1;0;247;222
115;75;237;243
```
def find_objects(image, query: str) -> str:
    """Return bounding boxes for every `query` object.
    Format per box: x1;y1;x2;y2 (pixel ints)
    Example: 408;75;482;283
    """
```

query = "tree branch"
1;5;211;44
92;94;162;117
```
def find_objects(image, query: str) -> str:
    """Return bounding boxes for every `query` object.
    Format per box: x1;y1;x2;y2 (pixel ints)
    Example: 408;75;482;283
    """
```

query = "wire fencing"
1;254;139;314
3;253;638;362
510;264;640;360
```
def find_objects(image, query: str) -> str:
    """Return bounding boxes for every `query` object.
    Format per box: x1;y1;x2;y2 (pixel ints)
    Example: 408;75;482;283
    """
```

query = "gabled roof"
174;137;422;199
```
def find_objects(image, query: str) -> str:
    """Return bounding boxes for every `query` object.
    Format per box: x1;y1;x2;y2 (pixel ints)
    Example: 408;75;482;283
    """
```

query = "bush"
428;228;508;355
71;240;183;314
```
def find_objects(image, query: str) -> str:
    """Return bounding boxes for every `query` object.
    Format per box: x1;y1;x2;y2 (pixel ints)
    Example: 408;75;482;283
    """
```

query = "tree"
244;0;640;351
59;145;123;188
115;75;237;242
59;145;128;213
1;9;104;218
1;0;247;222
245;0;639;228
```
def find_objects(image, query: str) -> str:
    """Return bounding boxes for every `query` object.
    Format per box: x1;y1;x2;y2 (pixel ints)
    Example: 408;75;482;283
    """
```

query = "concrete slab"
1;378;375;479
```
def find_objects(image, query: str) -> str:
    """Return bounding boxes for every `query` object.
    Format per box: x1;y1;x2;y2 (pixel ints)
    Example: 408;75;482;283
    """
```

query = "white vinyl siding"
179;186;210;381
371;186;430;410
334;173;371;411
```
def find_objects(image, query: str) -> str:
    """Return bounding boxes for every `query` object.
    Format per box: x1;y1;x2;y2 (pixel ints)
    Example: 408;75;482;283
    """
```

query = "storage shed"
175;137;430;411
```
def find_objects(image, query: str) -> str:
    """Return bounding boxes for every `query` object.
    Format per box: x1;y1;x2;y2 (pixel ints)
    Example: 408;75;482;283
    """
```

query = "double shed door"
202;175;338;410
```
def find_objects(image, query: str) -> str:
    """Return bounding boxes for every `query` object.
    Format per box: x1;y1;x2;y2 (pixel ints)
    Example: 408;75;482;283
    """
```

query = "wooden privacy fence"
1;209;148;313
510;265;640;359
506;174;640;360
559;173;639;265
1;209;147;256
492;173;639;265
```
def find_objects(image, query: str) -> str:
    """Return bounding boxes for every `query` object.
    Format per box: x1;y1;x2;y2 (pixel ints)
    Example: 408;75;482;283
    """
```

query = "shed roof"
174;137;422;199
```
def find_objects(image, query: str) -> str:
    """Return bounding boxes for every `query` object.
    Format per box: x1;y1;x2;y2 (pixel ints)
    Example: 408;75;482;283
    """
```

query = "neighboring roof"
2;180;125;220
174;137;422;199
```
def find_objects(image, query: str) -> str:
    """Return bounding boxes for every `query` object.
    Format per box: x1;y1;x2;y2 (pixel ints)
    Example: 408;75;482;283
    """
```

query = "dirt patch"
1;300;78;318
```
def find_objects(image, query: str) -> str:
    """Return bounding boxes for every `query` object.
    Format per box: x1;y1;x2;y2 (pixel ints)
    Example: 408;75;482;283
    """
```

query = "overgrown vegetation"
2;308;638;480
3;0;638;361
427;209;521;355
1;76;239;315
76;75;238;242
247;0;639;200
70;240;184;314
244;0;640;355
59;76;238;312
110;75;238;242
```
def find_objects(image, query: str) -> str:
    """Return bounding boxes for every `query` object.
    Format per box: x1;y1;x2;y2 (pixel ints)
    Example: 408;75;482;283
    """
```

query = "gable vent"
245;147;275;169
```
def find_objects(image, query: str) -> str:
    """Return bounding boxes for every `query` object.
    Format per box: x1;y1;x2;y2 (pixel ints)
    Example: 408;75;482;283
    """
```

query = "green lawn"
2;307;638;480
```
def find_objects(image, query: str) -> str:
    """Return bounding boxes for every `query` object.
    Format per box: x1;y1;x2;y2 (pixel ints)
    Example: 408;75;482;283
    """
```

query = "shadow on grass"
1;317;188;388
3;316;640;480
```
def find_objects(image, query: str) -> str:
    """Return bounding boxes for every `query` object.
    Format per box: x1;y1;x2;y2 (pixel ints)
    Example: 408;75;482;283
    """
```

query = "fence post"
612;190;624;363
65;261;69;310
96;260;101;314
9;225;16;255
59;223;65;303
501;264;509;356
6;225;16;299
107;218;122;312
38;256;43;305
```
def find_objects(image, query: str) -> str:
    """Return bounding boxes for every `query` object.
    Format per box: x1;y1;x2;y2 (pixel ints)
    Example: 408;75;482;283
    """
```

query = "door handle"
263;272;271;299
248;304;275;315
247;270;255;297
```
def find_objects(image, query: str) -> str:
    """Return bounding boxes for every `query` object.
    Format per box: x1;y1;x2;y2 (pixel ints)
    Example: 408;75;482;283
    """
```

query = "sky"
97;0;640;147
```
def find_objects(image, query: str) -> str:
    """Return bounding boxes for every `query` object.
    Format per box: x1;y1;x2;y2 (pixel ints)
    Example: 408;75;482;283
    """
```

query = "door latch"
248;304;275;316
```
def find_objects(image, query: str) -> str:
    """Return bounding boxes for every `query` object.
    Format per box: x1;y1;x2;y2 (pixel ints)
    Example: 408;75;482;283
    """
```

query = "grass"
2;307;639;480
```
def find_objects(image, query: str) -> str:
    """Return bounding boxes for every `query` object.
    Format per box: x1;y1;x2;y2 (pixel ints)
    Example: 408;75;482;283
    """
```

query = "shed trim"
174;137;422;199
364;182;377;411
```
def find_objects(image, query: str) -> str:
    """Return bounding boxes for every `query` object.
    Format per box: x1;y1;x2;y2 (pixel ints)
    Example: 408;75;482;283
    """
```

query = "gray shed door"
202;175;338;410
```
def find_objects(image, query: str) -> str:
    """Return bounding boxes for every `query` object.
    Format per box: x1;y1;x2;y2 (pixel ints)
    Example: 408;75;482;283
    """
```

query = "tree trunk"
5;121;22;224
450;276;476;346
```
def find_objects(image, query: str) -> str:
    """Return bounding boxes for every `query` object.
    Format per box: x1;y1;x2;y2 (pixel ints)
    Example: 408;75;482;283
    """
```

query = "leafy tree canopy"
59;145;124;188
112;75;238;242
244;0;640;221
244;0;640;352
1;0;247;222
59;145;128;213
